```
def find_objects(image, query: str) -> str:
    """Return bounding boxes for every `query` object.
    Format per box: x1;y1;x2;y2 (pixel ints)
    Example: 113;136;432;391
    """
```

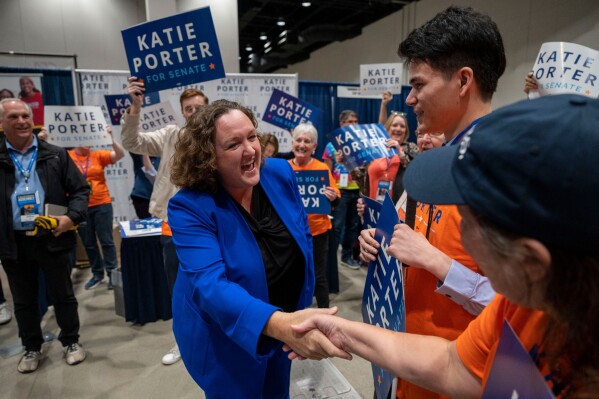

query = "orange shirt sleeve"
455;295;506;381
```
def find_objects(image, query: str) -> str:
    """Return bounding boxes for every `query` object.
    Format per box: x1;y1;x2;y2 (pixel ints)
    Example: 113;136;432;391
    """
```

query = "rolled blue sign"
361;192;405;399
104;93;160;125
121;7;225;93
294;170;330;215
263;88;322;130
330;123;396;169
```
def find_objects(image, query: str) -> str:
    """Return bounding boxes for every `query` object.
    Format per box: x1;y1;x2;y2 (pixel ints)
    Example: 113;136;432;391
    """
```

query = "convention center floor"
0;259;374;398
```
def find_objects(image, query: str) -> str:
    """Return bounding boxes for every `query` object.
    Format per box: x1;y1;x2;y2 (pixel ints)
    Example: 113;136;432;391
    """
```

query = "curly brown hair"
171;99;258;193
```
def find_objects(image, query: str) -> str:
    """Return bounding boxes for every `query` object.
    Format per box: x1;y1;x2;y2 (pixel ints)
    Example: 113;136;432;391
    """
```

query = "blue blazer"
168;158;315;398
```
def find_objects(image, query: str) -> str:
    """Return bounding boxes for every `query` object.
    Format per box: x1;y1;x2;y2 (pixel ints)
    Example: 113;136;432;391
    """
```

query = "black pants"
160;235;179;296
131;196;151;220
1;234;80;351
312;232;329;308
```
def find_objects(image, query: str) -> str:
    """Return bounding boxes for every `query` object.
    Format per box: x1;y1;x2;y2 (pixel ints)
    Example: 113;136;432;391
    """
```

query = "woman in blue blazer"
168;100;349;398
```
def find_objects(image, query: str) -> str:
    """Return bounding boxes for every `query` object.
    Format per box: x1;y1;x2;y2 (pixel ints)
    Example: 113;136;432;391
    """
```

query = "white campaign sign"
77;70;299;223
79;71;135;223
159;73;298;152
45;106;111;147
360;63;403;95
138;101;178;132
532;42;599;98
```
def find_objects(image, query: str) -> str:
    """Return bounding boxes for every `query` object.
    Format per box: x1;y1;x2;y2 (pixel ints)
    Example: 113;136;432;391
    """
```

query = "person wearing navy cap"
289;94;599;398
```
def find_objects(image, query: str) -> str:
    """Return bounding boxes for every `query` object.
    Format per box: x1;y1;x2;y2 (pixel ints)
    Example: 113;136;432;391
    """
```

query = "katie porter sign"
121;7;225;93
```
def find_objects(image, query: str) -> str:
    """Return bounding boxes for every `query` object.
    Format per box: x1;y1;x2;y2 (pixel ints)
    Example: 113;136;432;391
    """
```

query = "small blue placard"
330;123;396;169
263;89;322;130
104;93;160;125
361;193;405;399
294;170;330;215
482;321;556;399
121;7;225;93
361;194;382;230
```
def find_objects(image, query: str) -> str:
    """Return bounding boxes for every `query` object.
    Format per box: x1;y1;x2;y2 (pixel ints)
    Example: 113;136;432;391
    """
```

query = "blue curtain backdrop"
0;67;75;106
298;81;415;160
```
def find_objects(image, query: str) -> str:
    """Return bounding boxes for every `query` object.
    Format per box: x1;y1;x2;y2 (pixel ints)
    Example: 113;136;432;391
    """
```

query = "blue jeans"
79;203;117;279
332;189;360;261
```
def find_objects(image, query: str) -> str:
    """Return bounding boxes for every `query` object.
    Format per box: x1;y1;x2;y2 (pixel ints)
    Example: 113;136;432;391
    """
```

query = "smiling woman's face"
214;109;261;198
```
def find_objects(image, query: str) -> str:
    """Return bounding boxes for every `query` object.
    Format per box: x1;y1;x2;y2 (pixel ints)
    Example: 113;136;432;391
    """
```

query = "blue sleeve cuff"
435;260;495;315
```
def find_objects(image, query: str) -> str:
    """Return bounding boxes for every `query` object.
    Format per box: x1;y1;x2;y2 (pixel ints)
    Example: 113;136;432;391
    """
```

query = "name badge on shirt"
86;179;93;195
16;191;41;229
339;172;349;188
376;180;392;203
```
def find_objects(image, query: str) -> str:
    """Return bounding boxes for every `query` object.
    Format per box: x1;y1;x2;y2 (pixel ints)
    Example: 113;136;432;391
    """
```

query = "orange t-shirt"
457;294;553;394
288;158;340;237
68;149;113;208
368;155;400;199
398;203;482;399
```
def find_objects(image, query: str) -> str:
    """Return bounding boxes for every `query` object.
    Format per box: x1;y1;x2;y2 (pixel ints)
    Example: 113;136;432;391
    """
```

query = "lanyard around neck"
447;117;483;146
9;147;38;183
76;153;91;179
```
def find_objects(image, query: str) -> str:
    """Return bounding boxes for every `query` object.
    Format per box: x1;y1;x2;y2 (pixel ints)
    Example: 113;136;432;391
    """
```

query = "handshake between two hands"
273;307;353;362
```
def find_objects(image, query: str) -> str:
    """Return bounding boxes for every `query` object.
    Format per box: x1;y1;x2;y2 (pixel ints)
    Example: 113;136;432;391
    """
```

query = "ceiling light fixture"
277;17;285;27
279;30;287;38
264;47;272;54
301;1;311;7
277;37;287;46
264;41;272;49
245;45;253;51
259;32;267;40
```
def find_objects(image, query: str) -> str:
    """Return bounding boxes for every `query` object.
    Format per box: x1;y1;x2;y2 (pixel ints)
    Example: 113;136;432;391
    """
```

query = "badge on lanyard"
16;191;41;230
339;172;349;188
9;147;40;230
376;180;392;203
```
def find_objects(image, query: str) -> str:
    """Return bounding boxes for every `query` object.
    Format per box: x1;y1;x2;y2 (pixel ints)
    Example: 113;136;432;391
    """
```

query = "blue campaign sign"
121;7;225;93
263;89;322;130
482;321;555;399
330;123;396;169
361;193;406;399
294;170;330;214
104;93;160;125
361;194;382;230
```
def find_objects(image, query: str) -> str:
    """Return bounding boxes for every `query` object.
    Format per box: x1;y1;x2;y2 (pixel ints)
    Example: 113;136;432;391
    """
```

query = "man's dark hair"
398;6;506;101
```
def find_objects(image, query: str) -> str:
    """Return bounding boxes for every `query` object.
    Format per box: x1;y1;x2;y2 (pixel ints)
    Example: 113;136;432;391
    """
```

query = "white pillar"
145;0;176;20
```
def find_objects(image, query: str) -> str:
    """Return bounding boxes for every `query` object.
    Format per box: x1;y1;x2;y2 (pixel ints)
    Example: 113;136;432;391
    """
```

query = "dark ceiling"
238;0;417;73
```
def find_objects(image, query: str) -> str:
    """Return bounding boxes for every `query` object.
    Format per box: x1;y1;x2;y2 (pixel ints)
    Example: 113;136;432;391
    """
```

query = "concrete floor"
0;260;374;398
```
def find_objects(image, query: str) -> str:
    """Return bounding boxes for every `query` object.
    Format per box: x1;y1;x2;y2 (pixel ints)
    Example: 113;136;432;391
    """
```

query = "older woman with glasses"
416;129;445;151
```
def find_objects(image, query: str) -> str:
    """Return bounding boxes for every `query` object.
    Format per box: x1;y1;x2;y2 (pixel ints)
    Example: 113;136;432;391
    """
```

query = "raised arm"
106;125;125;163
378;90;392;124
120;76;169;156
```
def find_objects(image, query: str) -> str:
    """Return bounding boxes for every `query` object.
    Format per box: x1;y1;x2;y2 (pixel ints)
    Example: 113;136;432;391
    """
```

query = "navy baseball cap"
403;94;599;251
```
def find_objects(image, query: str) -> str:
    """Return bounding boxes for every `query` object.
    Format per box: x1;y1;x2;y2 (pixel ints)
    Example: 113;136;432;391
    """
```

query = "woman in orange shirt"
288;123;340;308
68;125;125;290
366;112;418;203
